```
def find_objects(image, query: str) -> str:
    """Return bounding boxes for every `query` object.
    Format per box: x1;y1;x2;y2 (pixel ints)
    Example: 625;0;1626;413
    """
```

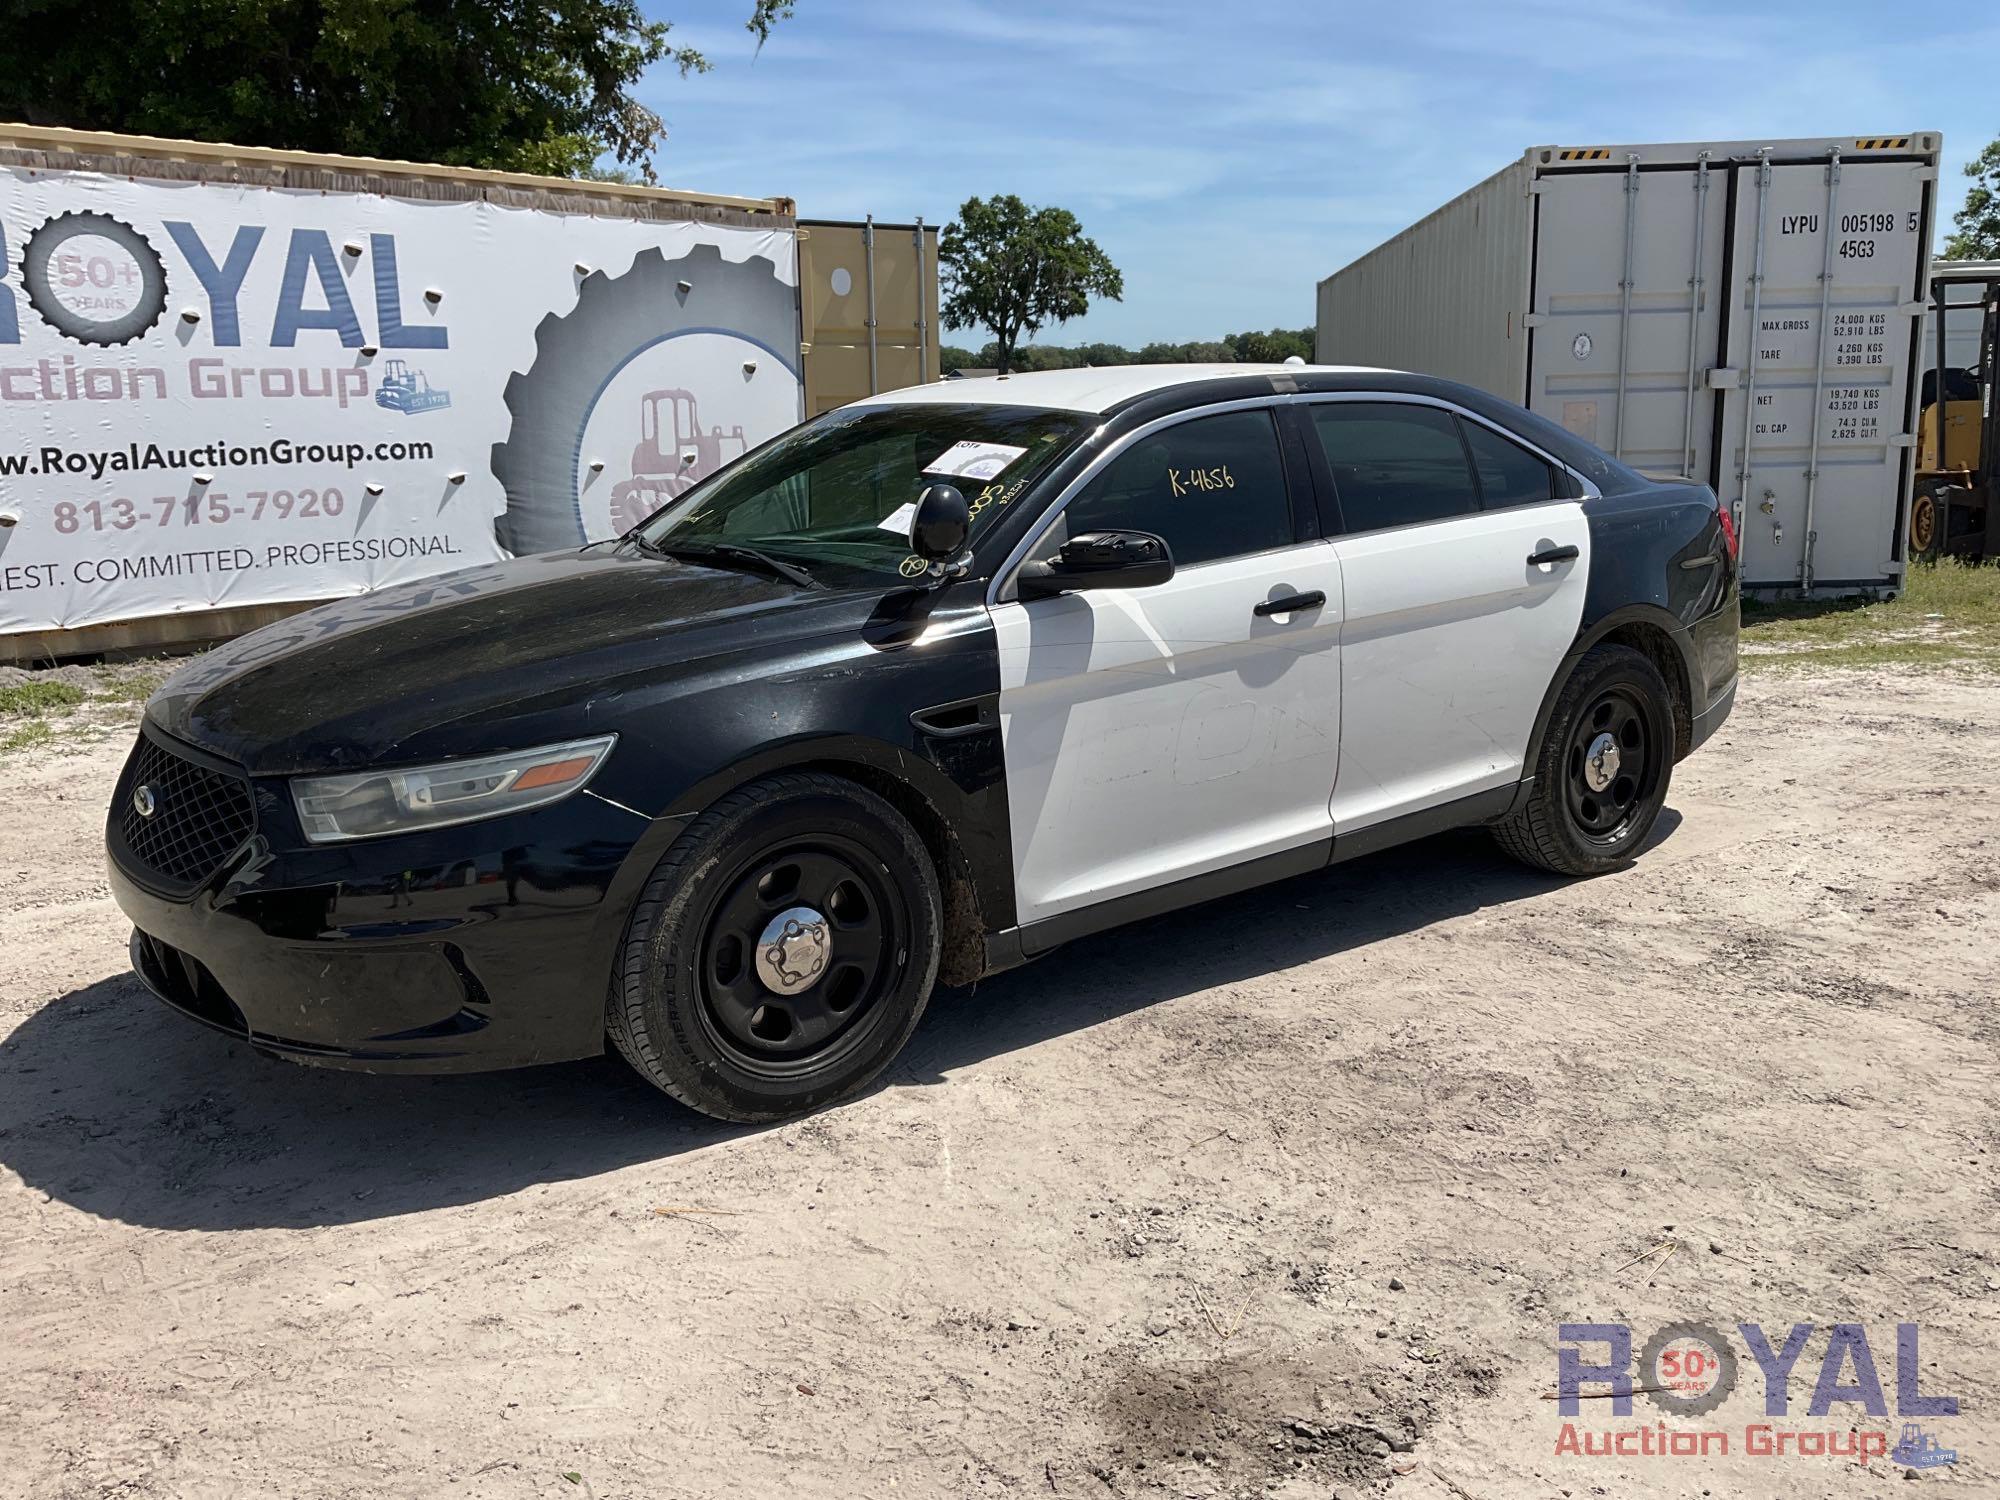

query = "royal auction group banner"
0;167;802;633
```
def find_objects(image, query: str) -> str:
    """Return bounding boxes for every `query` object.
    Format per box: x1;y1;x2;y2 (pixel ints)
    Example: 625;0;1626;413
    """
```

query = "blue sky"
640;0;1999;347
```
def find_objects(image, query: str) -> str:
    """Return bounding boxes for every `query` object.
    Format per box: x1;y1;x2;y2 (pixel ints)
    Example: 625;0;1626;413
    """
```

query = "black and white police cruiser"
109;364;1739;1121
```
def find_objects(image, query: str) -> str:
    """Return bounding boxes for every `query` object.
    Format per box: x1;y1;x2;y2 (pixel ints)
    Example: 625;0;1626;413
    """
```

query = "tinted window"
1308;403;1480;533
1048;409;1292;568
1462;419;1557;507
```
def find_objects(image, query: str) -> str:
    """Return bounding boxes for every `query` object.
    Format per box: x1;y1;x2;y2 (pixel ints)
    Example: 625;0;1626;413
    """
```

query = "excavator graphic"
609;388;747;531
374;359;451;415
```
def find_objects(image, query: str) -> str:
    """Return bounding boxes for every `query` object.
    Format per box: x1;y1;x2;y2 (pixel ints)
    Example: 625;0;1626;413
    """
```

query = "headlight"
292;735;617;844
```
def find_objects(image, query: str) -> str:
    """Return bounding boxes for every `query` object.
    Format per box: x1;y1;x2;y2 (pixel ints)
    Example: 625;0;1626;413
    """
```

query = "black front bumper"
107;726;681;1074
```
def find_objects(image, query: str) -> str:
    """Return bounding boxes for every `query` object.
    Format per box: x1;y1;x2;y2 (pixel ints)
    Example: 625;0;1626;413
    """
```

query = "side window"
1461;419;1557;508
1307;403;1480;533
1042;409;1292;569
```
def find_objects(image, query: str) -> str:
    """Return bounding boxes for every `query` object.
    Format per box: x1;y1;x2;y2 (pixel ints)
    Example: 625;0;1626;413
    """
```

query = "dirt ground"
1;664;1994;1500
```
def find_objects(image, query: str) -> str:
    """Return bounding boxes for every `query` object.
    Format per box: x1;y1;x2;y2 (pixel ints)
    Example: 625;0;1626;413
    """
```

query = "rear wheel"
1493;644;1674;876
609;772;941;1121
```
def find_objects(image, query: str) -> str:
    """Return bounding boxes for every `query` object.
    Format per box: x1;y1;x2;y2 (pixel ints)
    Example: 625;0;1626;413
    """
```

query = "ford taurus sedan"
108;365;1739;1121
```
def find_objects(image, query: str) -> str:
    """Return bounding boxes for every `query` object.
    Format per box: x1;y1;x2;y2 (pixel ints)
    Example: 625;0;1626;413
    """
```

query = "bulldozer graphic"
608;387;747;532
1890;1423;1957;1469
374;358;452;416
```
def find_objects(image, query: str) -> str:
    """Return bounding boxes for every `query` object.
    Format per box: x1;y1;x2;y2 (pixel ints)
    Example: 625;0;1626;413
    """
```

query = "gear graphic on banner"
489;243;800;557
19;211;170;346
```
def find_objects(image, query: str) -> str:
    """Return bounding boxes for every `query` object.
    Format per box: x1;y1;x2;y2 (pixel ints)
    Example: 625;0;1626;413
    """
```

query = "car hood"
147;549;879;774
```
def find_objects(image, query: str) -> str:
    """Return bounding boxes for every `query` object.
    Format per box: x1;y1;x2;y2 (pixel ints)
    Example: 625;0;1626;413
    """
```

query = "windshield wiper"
643;538;823;590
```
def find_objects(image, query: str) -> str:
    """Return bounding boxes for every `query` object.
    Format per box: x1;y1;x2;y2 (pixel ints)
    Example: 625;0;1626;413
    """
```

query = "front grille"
118;734;256;890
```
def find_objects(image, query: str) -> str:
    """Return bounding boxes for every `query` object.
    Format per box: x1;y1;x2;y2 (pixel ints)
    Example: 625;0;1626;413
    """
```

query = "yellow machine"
1912;262;1999;558
1920;398;1982;473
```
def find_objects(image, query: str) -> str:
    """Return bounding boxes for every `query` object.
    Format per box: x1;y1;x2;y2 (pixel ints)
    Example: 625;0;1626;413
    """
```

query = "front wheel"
1493;643;1675;876
608;772;941;1122
1909;481;1941;561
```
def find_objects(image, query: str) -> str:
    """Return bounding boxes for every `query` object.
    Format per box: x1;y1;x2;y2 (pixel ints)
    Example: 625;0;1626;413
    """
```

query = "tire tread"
1492;643;1672;877
606;771;938;1118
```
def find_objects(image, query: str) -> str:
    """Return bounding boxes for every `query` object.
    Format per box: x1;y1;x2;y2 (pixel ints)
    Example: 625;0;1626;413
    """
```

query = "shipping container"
798;218;940;414
0;126;939;660
1317;134;1942;596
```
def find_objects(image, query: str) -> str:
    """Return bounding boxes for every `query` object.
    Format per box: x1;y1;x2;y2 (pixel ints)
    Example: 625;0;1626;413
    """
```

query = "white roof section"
861;363;1388;414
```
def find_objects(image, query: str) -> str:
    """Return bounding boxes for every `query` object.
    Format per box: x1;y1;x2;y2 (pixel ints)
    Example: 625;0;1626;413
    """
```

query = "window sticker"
923;440;1029;482
967;478;1028;522
877;501;918;536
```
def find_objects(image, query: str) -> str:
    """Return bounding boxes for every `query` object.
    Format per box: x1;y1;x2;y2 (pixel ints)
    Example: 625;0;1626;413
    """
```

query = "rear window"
1462;420;1556;507
1307;403;1481;532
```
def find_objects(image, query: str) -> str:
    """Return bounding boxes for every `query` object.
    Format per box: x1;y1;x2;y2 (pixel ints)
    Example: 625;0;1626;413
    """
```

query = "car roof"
859;363;1389;415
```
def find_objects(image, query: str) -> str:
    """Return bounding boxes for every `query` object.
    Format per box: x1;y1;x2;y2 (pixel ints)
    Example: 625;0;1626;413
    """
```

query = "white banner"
0;168;802;633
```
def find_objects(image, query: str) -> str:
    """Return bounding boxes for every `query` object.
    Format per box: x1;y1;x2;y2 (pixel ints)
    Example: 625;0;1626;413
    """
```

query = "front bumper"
108;729;682;1073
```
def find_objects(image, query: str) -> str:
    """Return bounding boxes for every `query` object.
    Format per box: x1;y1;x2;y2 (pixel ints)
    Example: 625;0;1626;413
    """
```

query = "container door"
798;222;941;416
1527;163;1728;479
1713;157;1927;591
797;223;872;416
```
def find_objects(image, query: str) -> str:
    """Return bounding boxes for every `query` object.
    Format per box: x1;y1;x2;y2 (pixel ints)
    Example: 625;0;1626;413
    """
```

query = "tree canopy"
941;326;1314;373
939;195;1123;375
1944;134;2000;260
0;0;796;181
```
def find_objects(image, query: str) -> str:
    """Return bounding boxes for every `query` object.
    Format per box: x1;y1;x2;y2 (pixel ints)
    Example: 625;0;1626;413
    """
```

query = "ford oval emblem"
133;783;158;819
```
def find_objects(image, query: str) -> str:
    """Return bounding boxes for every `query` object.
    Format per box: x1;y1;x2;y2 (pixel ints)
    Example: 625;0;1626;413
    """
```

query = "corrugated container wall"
1316;160;1531;401
1316;135;1942;598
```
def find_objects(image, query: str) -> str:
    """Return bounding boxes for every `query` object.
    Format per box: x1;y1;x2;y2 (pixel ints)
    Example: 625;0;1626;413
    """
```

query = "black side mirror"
1017;529;1174;600
911;482;970;562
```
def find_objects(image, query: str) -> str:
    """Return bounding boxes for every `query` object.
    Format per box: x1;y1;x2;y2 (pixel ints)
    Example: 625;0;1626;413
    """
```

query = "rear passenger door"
1303;398;1590;833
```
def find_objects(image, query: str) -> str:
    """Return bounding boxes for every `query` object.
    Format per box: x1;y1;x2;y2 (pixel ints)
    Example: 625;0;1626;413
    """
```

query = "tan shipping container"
798;218;941;414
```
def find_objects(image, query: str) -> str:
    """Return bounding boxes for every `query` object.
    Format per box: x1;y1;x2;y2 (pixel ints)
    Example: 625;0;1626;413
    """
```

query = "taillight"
1715;503;1739;561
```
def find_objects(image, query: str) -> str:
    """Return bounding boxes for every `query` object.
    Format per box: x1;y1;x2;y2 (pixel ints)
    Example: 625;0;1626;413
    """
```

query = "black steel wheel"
609;772;940;1121
1560;685;1659;846
1494;643;1676;876
692;837;906;1077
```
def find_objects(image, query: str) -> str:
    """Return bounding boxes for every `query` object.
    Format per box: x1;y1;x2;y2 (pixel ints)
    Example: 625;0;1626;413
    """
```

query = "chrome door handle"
1527;544;1580;565
1253;590;1326;617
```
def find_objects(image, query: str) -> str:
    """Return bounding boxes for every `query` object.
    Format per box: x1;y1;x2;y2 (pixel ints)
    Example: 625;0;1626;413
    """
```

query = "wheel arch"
1523;606;1697;777
658;732;997;987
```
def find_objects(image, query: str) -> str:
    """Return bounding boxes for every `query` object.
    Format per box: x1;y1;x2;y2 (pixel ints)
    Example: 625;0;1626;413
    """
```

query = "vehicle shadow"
0;812;1680;1233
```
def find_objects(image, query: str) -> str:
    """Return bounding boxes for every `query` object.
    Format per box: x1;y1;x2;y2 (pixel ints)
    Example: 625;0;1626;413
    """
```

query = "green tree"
1077;341;1131;367
1225;326;1314;362
0;0;796;181
940;195;1123;375
1944;135;2000;259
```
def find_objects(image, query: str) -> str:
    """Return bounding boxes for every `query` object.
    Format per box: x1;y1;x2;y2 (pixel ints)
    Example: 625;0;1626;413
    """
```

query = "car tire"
1492;643;1675;877
608;771;941;1122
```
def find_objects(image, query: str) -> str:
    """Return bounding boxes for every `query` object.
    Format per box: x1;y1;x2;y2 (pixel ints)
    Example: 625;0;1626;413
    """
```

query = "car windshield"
631;401;1092;585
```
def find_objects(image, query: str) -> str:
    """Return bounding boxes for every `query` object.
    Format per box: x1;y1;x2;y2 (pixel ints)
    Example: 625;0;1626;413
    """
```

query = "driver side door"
989;403;1345;930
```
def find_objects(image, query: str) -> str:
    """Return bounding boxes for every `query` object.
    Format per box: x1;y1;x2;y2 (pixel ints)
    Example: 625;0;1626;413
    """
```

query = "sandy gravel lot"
1;666;1994;1499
